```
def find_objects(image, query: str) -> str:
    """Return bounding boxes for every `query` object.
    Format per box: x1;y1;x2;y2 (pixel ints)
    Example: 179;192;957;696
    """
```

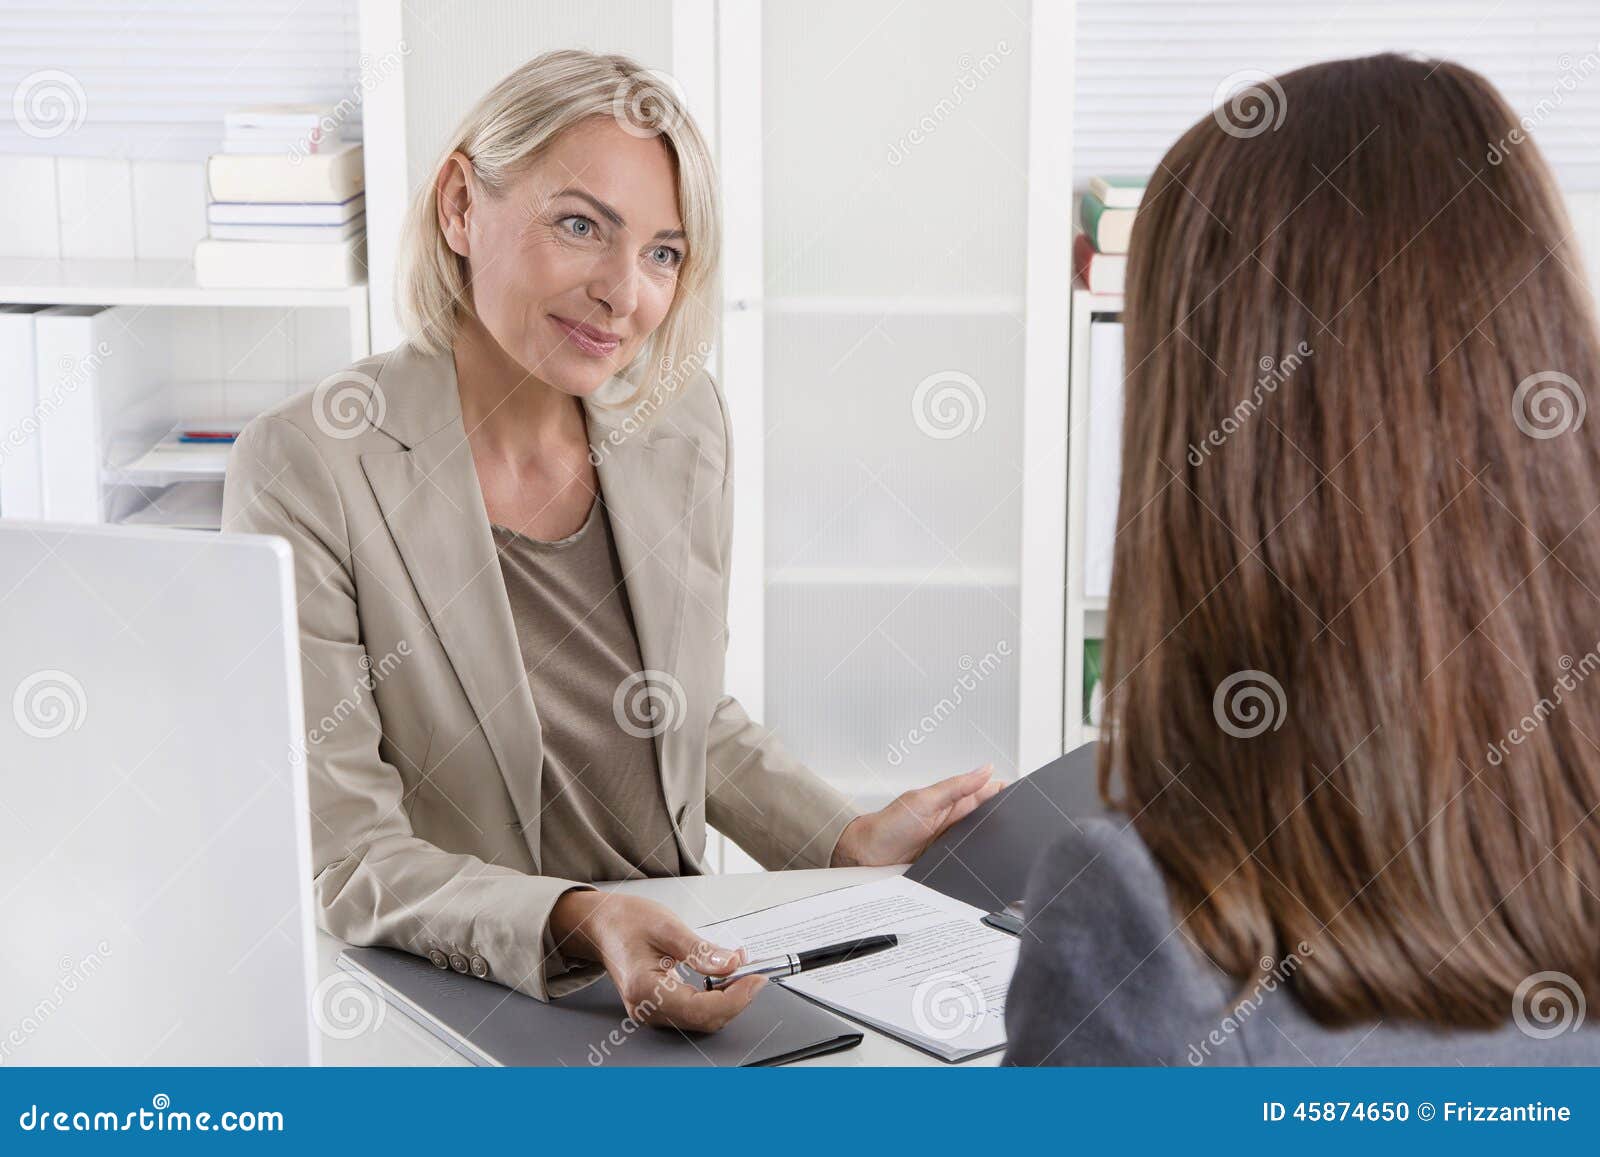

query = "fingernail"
709;950;731;967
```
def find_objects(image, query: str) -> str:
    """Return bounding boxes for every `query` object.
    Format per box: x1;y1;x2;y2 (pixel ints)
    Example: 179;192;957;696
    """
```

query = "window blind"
1074;0;1600;191
0;0;362;161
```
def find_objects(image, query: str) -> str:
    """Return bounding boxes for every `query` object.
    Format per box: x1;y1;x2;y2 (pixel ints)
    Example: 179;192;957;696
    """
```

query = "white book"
1088;175;1147;209
193;236;367;289
32;307;113;524
207;143;364;203
208;215;365;243
0;306;49;520
208;194;365;226
223;103;335;131
1084;320;1125;599
220;134;345;155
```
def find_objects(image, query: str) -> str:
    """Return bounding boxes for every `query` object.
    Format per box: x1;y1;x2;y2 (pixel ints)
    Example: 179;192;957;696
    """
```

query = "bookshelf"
1065;285;1124;750
0;264;370;530
0;257;370;316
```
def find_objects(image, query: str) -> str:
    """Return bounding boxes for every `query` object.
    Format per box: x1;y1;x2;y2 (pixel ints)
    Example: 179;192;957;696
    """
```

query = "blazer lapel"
358;346;548;865
589;407;701;837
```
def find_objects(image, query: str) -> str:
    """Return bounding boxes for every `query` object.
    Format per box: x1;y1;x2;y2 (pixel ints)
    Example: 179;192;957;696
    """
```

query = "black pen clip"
981;900;1025;936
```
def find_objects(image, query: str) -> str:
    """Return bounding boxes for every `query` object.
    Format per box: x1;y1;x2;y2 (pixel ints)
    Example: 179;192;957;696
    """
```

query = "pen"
703;933;899;991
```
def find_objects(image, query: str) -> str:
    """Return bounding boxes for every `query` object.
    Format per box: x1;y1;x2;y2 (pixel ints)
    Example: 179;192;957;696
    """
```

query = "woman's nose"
589;251;639;319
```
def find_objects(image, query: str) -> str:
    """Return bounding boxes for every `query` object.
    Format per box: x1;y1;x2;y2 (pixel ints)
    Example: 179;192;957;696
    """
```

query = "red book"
1074;233;1126;296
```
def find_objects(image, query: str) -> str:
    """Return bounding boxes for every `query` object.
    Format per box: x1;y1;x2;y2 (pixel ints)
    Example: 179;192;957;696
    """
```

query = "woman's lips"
550;315;621;357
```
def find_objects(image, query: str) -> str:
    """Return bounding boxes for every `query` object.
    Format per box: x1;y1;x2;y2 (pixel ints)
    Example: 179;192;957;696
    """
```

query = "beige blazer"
221;342;859;1000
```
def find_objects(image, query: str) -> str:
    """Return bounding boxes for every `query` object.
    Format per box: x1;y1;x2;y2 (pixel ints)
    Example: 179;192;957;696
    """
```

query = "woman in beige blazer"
221;49;1001;1033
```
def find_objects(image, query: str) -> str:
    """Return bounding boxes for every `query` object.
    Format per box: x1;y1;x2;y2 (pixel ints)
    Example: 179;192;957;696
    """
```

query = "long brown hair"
1103;53;1600;1026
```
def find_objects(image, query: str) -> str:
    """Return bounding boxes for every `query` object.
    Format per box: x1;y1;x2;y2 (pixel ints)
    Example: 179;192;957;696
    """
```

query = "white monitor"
0;521;320;1065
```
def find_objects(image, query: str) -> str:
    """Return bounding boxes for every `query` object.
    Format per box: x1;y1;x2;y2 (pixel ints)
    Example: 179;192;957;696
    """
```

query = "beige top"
490;493;683;884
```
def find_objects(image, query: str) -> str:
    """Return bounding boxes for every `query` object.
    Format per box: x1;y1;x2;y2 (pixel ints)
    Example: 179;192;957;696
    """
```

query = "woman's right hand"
548;890;766;1031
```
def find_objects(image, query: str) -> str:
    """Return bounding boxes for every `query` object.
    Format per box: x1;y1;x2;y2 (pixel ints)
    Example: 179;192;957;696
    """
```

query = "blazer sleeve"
221;414;598;1002
1001;818;1241;1065
700;377;863;870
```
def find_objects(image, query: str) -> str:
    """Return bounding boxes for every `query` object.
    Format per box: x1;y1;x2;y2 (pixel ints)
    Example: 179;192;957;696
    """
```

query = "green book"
1083;638;1104;726
1079;193;1136;254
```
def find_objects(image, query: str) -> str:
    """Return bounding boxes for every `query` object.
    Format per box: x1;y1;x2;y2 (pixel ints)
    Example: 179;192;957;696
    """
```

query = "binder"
0;305;48;519
1083;319;1124;598
31;305;168;524
905;741;1104;914
339;944;862;1067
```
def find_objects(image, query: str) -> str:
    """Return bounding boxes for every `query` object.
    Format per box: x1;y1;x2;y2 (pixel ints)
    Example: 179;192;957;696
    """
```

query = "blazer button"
449;953;469;973
428;949;450;970
469;955;490;979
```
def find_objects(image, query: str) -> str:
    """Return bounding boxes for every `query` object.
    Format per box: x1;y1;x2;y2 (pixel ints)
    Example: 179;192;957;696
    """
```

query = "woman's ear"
436;150;475;259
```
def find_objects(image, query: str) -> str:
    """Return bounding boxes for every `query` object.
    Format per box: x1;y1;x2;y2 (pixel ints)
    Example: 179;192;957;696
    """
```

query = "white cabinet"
724;1;1074;809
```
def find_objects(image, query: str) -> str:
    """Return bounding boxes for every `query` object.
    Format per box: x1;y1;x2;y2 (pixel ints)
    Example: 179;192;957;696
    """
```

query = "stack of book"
1073;175;1145;295
195;105;367;289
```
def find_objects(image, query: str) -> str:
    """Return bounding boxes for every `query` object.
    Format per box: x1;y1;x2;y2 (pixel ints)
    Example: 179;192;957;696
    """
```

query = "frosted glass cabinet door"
756;0;1037;808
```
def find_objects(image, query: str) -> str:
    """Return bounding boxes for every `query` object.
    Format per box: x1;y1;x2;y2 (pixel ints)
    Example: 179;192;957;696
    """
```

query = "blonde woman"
222;49;1001;1033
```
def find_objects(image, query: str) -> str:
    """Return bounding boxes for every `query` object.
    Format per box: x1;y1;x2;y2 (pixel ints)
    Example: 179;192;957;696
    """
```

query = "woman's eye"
560;215;596;239
650;245;684;269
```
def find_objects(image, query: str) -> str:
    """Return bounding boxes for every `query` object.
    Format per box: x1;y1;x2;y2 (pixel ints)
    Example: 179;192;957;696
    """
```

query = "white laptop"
0;520;320;1065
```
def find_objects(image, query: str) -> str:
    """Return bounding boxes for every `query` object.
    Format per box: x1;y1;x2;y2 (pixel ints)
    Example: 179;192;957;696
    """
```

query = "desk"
314;864;1002;1067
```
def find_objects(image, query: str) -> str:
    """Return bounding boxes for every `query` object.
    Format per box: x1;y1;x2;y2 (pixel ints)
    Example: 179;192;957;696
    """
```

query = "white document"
1083;319;1124;598
0;306;45;519
698;875;1018;1062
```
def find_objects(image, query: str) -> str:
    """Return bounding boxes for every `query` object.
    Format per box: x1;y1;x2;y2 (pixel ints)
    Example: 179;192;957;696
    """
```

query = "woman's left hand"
829;764;1007;867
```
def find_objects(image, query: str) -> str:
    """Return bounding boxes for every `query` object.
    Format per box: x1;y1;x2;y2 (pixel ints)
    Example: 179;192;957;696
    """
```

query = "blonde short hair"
397;49;720;410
